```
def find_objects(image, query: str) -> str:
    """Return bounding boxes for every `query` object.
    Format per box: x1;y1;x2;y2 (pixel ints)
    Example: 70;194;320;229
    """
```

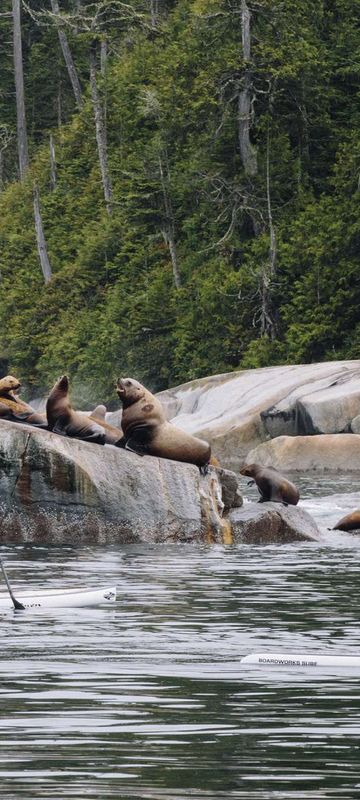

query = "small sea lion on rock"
0;375;47;428
46;375;106;445
240;463;300;506
116;377;211;468
333;511;360;532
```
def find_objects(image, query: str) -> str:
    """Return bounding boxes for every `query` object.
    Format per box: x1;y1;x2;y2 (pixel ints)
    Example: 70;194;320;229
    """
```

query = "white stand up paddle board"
241;653;360;668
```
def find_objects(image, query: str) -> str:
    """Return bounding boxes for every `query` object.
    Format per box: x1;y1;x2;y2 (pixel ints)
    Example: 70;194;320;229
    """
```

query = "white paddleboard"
0;585;117;611
241;653;360;668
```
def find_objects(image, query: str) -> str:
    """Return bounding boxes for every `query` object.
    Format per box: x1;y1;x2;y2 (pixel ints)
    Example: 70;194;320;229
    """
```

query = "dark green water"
1;477;360;799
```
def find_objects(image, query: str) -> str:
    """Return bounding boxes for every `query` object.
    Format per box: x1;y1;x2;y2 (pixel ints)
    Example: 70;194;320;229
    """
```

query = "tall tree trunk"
266;125;276;283
12;0;29;180
49;134;57;189
260;124;277;340
33;185;52;285
100;39;107;77
89;39;112;215
50;0;83;109
238;0;257;177
149;0;159;30
57;72;62;128
158;152;181;289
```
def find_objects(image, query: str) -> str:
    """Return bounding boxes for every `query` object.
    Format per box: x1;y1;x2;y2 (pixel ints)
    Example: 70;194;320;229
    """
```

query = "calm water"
1;474;360;799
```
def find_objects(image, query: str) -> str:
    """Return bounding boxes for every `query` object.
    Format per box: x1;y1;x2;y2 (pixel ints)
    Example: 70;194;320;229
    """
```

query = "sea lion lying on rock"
0;375;47;428
116;377;211;468
46;375;106;445
240;463;300;506
333;511;360;532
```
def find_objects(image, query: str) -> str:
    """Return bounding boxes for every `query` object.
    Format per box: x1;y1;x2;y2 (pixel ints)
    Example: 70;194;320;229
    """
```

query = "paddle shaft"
0;557;24;610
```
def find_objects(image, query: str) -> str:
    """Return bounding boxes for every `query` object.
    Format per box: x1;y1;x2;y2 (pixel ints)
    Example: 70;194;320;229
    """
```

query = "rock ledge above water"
0;420;325;546
229;503;322;544
0;419;231;545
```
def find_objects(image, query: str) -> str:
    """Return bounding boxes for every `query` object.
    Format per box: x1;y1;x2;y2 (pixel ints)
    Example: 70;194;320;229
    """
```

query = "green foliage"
0;0;359;403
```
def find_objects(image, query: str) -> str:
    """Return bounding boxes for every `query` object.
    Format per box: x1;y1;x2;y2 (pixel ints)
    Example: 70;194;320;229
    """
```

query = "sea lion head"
0;375;21;395
54;375;69;394
116;377;145;407
239;463;260;477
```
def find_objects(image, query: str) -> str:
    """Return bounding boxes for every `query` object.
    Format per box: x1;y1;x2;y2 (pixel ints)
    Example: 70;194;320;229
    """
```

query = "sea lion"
46;375;106;445
333;511;360;532
240;463;300;506
89;405;124;445
116;377;211;468
0;375;47;428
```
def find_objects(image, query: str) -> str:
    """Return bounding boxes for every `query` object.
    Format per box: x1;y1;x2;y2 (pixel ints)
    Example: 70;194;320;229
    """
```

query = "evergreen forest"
0;0;359;405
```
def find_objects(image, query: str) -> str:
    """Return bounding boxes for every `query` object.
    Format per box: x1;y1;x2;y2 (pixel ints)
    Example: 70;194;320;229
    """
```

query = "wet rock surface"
229;502;322;544
0;419;238;545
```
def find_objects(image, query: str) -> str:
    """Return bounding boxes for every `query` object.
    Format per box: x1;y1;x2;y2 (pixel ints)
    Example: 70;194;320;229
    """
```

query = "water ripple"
1;478;360;798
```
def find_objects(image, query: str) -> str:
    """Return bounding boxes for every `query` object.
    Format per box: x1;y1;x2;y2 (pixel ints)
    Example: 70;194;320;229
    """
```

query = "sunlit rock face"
229;503;322;544
246;434;360;472
157;361;360;470
0;420;234;545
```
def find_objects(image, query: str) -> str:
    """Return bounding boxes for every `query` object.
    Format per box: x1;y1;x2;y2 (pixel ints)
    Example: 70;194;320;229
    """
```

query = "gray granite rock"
216;468;243;512
261;369;360;437
350;415;360;434
246;434;360;472
0;419;226;545
229;502;322;544
157;360;360;469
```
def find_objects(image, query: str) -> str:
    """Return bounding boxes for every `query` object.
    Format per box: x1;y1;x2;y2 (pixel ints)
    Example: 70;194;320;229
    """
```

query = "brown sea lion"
333;511;360;532
116;377;211;468
0;375;47;428
46;375;106;445
240;463;300;506
89;405;124;445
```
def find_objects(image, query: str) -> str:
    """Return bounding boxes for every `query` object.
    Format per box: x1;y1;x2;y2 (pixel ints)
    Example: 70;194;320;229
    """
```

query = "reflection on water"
1;473;360;799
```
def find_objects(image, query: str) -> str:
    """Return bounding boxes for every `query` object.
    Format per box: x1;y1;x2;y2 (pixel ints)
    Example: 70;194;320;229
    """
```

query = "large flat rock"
229;502;322;544
263;370;360;437
246;434;360;472
0;420;231;545
157;361;360;470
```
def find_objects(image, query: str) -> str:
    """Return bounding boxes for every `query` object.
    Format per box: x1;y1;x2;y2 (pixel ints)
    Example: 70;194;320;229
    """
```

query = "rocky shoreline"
1;359;359;546
0;418;322;546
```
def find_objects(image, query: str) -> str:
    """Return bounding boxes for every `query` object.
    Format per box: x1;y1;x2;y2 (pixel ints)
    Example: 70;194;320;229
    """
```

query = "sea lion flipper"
66;421;106;445
200;463;210;476
124;437;147;456
91;404;107;421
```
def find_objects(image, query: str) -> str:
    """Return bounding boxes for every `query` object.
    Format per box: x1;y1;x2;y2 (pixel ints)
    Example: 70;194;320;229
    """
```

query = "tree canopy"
0;0;359;405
